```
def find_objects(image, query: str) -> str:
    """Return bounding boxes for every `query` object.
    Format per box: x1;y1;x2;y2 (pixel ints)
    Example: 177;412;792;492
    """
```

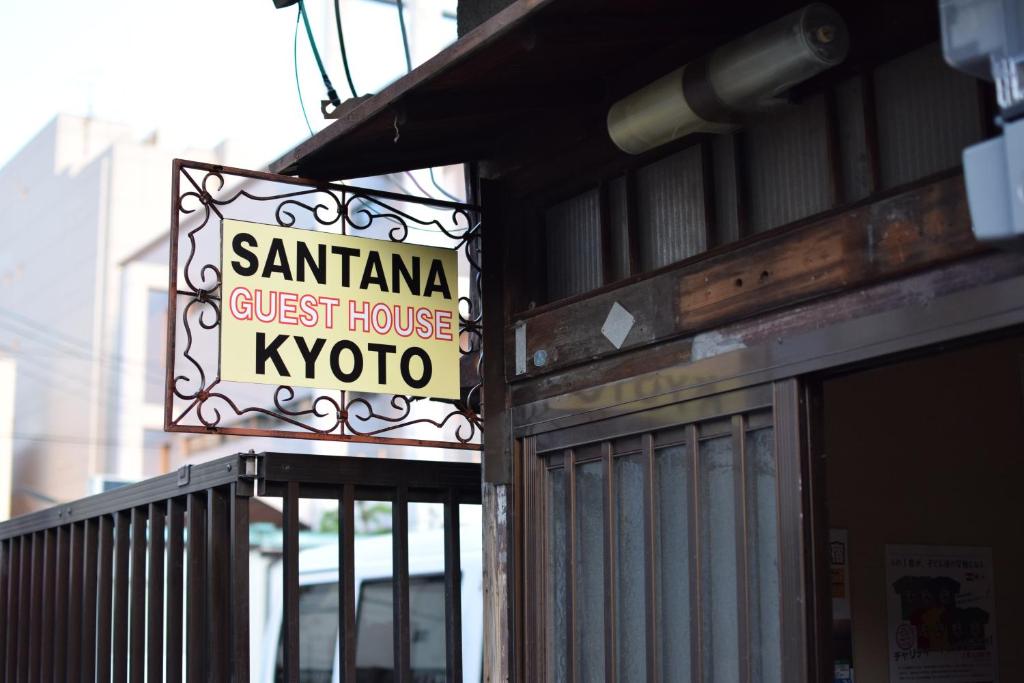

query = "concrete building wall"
0;115;221;514
0;357;14;521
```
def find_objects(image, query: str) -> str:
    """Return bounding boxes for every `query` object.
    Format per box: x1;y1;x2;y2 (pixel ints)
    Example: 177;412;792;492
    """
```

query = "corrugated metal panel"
635;146;706;271
834;76;873;203
744;93;832;233
607;176;631;282
544;188;602;301
712;135;740;246
874;43;982;189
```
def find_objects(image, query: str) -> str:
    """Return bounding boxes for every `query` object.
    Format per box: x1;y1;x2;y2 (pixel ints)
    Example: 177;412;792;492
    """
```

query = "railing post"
283;481;301;683
444;489;464;683
231;482;252;683
339;483;356;683
393;486;411;683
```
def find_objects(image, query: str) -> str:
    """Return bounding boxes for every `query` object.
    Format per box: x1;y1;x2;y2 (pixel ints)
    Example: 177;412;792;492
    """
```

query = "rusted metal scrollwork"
165;159;482;450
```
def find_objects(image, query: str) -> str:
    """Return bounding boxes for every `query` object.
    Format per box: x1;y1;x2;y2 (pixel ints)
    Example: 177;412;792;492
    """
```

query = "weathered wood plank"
510;248;1024;405
482;482;511;682
505;173;979;382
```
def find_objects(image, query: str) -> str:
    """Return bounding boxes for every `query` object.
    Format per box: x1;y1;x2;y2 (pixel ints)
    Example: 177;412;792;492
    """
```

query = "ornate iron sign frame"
165;159;482;450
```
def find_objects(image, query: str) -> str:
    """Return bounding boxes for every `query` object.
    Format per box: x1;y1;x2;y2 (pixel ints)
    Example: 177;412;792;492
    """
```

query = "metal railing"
0;453;481;682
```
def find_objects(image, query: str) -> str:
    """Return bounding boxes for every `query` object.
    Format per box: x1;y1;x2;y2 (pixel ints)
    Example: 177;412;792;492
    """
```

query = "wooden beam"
504;173;980;381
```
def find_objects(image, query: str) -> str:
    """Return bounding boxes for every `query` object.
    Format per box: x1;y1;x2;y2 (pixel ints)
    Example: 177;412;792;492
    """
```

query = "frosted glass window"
615;454;647;682
547;468;568;681
746;428;781;683
656;444;692;682
699;436;740;683
574;459;605;681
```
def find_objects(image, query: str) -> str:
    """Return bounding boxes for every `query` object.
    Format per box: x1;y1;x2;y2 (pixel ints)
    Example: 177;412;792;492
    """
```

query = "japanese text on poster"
886;545;997;683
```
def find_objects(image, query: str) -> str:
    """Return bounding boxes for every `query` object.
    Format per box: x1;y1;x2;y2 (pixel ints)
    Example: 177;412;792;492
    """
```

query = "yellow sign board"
220;219;460;399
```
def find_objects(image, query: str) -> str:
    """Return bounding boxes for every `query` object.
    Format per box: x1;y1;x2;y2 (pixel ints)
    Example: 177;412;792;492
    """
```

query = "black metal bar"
39;529;56;682
339;483;357;683
393;486;412;683
688;428;703;683
602;442;616;683
230;484;251;683
259;455;482;500
113;511;130;683
0;539;7;678
176;158;482;211
207;486;231;682
129;508;148;683
82;518;99;683
16;533;29;681
642;434;658;683
186;493;208;683
0;455;247;541
5;537;21;683
283;481;301;683
27;532;43;681
166;497;185;683
565;450;576;683
54;527;70;682
148;503;166;683
96;515;114;683
443;489;463;683
733;416;752;683
68;522;85;676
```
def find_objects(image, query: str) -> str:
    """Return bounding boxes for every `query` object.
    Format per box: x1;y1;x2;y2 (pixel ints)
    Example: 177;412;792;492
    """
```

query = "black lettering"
359;251;388;292
423;258;452;300
391;254;420;295
296;242;326;285
329;340;363;382
262;238;293;280
367;343;396;383
230;232;258;276
255;332;290;376
400;347;432;390
294;336;326;379
330;245;360;287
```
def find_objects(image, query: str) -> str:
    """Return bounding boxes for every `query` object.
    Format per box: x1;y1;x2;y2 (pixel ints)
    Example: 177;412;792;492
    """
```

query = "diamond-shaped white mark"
601;302;635;349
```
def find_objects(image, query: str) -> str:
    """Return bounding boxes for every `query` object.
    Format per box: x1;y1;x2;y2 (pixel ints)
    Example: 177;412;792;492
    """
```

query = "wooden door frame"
509;271;1024;682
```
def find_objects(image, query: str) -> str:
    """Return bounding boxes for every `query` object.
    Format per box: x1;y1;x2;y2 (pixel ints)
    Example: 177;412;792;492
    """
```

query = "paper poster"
886;545;997;683
831;529;854;682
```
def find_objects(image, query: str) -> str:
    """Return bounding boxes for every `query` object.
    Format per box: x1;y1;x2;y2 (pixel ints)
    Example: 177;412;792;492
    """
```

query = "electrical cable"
333;0;359;98
294;8;315;137
428;166;460;202
395;0;413;73
402;170;441;200
298;0;341;107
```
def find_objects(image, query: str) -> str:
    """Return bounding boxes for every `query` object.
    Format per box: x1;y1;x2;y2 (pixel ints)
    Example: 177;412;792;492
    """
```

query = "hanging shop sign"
221;219;460;399
886;545;997;683
164;160;482;449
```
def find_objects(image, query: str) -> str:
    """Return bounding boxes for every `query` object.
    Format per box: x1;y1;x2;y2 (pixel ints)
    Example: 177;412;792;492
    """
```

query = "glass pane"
547;467;568;681
575;459;605;681
355;575;448;682
356;578;394;675
615;454;647;682
273;582;338;683
747;428;781;683
656;444;692;683
699;436;740;683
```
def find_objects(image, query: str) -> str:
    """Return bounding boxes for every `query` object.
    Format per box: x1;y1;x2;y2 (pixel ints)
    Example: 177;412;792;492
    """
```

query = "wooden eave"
271;0;938;181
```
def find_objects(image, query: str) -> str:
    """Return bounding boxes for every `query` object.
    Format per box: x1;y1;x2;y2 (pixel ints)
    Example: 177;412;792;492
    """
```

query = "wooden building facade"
272;0;1024;681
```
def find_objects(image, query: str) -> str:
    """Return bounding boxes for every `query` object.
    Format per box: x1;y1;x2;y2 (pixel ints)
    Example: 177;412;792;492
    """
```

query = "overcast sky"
0;0;457;169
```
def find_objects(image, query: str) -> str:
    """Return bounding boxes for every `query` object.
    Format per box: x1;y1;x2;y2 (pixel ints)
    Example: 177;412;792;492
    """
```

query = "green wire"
294;8;314;137
395;0;412;73
299;0;340;106
334;0;359;98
